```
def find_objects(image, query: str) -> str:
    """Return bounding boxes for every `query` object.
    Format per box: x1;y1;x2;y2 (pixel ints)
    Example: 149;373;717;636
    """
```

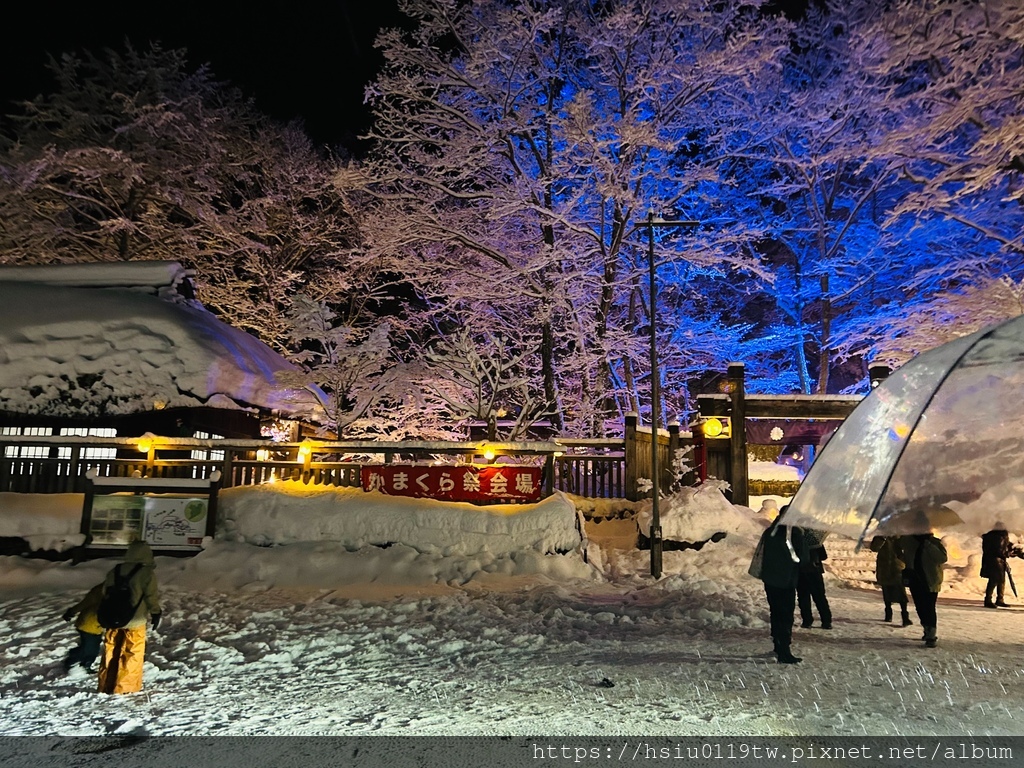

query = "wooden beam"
697;394;862;420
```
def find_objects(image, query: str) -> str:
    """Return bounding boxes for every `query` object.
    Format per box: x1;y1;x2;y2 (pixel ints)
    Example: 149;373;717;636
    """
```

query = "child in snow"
61;582;105;672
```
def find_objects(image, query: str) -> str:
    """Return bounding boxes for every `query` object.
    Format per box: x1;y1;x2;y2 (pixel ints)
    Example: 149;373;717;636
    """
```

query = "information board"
87;494;209;548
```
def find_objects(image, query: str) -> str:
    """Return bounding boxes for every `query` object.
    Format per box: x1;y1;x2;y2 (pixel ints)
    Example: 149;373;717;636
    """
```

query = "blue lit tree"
349;0;789;433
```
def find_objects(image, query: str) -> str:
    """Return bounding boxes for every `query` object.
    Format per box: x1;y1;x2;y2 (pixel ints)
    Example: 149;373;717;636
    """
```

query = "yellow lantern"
702;418;725;438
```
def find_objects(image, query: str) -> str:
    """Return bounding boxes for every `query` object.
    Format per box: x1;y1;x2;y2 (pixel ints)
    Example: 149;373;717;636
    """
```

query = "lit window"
191;431;225;461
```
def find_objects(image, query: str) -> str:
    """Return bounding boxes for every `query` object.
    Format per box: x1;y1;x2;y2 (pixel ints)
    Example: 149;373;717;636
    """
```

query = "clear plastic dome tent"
781;314;1024;543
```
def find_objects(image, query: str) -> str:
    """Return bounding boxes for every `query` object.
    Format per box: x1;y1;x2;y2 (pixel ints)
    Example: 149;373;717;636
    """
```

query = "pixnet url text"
531;742;1013;762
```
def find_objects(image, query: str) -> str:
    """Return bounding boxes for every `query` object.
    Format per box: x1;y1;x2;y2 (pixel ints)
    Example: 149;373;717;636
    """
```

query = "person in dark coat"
869;535;911;626
797;529;832;630
980;525;1020;608
751;505;804;664
899;524;947;648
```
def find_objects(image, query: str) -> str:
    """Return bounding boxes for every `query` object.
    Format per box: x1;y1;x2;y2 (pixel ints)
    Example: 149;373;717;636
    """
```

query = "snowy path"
2;579;1023;737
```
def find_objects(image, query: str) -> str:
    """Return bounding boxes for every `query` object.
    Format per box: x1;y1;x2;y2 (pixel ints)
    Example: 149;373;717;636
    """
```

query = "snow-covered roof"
0;260;196;303
0;279;328;423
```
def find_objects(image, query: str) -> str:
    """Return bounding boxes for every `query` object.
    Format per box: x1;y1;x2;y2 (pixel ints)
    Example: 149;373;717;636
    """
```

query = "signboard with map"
83;475;220;552
88;494;208;548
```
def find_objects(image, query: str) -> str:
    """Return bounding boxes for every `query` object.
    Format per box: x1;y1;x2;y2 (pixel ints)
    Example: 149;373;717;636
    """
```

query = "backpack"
96;563;144;629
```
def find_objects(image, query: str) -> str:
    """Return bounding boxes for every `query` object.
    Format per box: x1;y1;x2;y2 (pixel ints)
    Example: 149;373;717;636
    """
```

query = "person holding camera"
981;524;1022;608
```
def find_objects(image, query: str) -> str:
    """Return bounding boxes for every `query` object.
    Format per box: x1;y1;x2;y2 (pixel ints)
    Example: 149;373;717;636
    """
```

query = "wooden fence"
0;436;623;498
0;420;691;500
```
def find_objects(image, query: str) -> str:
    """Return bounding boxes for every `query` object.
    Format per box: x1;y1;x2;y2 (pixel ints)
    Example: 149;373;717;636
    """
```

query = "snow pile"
636;480;764;541
218;482;584;556
0;493;84;552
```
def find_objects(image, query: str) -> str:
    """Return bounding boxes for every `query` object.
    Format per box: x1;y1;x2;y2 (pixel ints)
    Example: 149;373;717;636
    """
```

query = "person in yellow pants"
97;540;161;694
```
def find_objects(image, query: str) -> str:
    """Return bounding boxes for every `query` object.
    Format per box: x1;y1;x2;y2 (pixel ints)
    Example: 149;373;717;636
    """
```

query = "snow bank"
636;481;764;541
218;481;584;556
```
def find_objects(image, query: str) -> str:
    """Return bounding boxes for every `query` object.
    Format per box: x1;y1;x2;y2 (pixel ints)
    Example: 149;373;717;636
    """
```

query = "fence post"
543;454;555;497
728;362;749;506
222;448;235;488
667;421;680;491
624;412;638;501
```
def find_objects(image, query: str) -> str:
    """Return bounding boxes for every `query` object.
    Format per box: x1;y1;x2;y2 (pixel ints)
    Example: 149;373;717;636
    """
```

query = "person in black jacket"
981;525;1021;608
751;506;804;664
797;530;832;630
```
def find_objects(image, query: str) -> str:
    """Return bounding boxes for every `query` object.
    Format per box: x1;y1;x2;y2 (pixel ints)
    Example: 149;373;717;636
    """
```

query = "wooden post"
624;412;638;502
728;363;749;506
205;482;220;539
667;421;680;491
543;454;555;497
222;448;235;488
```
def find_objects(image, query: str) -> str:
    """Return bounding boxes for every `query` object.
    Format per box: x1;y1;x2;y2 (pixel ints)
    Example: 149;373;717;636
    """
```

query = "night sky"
0;1;404;151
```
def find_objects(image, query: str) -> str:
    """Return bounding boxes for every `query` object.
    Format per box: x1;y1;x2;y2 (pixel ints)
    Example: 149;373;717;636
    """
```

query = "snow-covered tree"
419;328;554;440
0;44;363;351
347;0;788;434
830;0;1024;369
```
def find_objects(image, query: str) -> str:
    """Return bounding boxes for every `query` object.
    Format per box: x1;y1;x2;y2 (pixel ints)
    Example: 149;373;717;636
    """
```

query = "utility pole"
642;211;698;578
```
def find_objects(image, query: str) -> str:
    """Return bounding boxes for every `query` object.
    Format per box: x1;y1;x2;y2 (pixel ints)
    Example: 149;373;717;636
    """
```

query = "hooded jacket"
102;540;161;629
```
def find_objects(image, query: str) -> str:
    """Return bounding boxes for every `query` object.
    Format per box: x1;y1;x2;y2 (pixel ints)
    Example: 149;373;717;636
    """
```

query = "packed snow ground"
1;470;1023;738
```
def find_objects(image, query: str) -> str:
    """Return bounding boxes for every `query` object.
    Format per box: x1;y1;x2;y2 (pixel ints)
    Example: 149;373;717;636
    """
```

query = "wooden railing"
0;436;623;498
0;425;701;500
553;438;626;499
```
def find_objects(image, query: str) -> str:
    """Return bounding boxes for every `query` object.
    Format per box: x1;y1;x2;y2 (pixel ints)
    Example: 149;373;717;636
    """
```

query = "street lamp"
640;211;698;578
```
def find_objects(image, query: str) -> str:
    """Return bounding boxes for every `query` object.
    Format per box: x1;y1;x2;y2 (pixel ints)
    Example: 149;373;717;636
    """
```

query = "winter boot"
884;605;893;623
900;608;912;627
924;626;937;648
776;645;802;664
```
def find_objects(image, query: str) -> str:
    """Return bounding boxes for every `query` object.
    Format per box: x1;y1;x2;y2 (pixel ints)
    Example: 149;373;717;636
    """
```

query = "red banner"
360;465;543;503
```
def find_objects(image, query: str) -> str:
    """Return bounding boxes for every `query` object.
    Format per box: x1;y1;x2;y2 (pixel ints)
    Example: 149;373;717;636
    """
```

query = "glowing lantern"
702;418;725;438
